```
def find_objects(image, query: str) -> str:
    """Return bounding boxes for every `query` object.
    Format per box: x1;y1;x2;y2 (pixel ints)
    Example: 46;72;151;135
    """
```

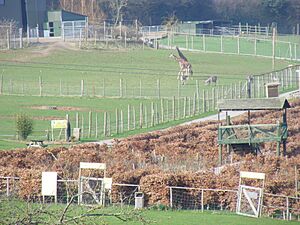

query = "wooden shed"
217;98;291;165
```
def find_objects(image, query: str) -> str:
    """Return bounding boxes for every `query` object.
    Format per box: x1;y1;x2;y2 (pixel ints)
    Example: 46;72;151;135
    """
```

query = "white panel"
103;178;112;189
240;171;265;180
80;162;106;170
42;172;57;196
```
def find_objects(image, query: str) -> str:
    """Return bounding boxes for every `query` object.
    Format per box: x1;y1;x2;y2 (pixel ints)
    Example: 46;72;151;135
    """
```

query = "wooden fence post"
0;74;3;95
133;106;136;130
115;109;119;134
95;113;98;138
172;96;175;121
144;105;148;128
139;79;142;98
104;112;107;137
160;99;164;123
203;90;206;113
127;105;130;131
76;112;79;128
88;111;92;138
203;34;206;52
120;110;124;133
151;102;154;127
139;103;143;128
81;80;84;97
193;93;196;116
119;78;123;98
183;97;187;118
188;97;191;117
81;114;84;138
39;76;42;96
157;79;160;99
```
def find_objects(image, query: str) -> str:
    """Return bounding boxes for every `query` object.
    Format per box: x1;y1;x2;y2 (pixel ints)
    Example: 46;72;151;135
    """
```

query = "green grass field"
0;199;298;225
0;44;296;149
159;34;300;60
0;200;299;225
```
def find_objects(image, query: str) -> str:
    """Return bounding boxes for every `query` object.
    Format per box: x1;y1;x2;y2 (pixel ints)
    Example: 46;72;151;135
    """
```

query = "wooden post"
212;88;216;110
188;97;191;117
95;113;98;138
81;114;84;138
115;109;119;134
133;106;136;130
172;96;175;120
144;105;148;128
151;102;154;127
193;93;196;116
127;105;130;131
119;78;123;98
7;29;10;50
39;76;42;96
139;103;143;128
237;36;240;55
102;78;105;97
120;110;124;133
203;34;206;52
203;90;206;113
76;112;79;128
139;79;142;98
88;111;92;138
157;79;160;99
272;27;276;70
186;35;188;49
19;28;23;48
104;112;107;137
177;97;181;119
81;80;84;97
0;74;3;95
177;80;181;98
219;144;223;166
254;37;257;55
183;97;187;118
161;99;164;123
220;35;223;53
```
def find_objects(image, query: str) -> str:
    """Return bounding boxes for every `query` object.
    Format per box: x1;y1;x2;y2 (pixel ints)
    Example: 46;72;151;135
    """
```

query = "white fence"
0;176;299;221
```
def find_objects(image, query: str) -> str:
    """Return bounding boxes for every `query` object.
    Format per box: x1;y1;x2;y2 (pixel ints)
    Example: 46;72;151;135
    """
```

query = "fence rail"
0;65;298;141
0;176;299;221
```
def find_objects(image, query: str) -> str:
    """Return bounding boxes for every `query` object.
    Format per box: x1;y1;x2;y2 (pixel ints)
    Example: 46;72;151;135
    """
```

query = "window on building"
0;0;4;6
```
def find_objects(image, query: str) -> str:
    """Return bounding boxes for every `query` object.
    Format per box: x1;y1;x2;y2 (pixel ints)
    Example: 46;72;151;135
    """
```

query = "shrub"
16;114;33;140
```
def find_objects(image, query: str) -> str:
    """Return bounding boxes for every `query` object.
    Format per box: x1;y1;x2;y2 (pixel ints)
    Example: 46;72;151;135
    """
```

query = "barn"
44;10;88;38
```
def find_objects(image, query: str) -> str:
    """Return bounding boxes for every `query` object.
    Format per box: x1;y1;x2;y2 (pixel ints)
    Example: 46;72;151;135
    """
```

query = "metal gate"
236;185;263;217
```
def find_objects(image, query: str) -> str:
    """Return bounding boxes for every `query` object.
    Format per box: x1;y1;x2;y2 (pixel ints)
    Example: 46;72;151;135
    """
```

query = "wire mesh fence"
0;176;299;221
169;186;300;221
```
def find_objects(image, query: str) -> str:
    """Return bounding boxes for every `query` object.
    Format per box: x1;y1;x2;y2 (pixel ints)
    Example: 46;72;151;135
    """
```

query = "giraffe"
169;46;193;85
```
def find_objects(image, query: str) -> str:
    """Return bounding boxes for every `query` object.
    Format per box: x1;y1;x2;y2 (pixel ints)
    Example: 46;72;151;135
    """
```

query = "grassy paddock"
0;199;298;225
0;46;294;149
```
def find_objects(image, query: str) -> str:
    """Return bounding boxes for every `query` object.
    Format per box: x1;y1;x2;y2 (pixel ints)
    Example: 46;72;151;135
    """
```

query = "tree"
16;113;33;140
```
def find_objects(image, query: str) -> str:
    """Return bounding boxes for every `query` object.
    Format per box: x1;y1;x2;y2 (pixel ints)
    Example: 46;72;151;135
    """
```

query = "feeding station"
217;98;291;165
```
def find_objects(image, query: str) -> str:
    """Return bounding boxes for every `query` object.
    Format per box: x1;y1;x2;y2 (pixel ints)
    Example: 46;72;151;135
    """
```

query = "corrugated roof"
218;98;291;111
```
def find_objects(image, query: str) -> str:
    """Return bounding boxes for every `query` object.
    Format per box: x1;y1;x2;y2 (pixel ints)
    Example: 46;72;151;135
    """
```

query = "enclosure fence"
169;186;300;221
0;65;298;141
0;176;299;221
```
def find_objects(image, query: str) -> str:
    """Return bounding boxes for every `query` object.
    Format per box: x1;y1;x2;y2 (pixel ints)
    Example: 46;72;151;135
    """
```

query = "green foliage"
15;113;33;140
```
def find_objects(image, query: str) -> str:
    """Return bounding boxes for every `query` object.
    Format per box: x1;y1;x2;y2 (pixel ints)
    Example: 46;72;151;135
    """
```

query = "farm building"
177;20;232;35
0;0;46;33
44;10;88;38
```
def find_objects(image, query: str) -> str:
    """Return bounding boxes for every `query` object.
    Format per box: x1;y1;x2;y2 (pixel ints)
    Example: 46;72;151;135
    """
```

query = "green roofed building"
44;10;88;38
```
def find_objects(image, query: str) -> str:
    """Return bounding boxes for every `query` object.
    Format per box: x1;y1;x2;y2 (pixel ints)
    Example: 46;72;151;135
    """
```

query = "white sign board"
51;120;68;129
240;171;265;180
42;172;57;196
80;162;106;170
103;178;112;190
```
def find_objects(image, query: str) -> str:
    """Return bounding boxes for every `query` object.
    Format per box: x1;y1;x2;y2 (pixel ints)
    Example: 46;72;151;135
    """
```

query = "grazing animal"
205;76;217;85
169;46;193;85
